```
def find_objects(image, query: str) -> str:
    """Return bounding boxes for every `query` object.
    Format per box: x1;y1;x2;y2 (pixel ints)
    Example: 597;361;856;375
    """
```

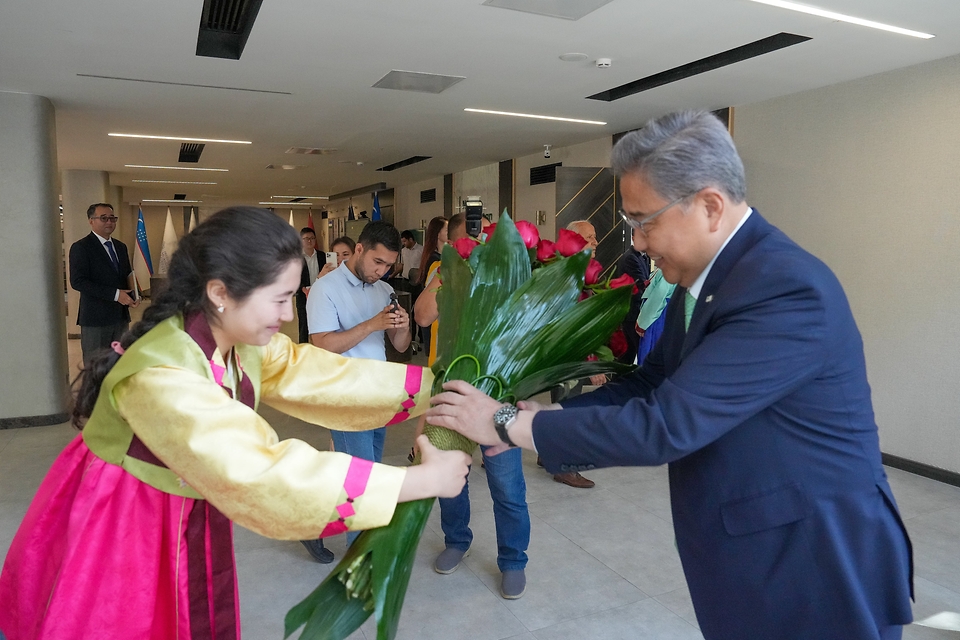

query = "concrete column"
0;92;69;427
62;170;110;338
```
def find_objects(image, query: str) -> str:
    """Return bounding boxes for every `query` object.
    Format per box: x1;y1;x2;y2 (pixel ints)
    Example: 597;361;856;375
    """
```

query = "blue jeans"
439;445;529;572
331;427;386;545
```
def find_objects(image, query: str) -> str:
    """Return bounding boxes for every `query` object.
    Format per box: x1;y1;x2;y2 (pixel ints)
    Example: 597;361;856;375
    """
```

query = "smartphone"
325;251;337;265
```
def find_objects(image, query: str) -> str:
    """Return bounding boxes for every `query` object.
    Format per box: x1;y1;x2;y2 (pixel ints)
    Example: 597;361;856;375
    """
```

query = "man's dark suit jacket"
69;232;132;327
296;253;326;343
533;211;913;638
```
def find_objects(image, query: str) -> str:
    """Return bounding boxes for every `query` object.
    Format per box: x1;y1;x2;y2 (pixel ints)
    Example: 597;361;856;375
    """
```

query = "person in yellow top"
0;207;469;640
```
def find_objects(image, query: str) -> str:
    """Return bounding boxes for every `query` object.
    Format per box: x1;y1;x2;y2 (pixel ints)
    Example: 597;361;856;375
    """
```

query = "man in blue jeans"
436;445;530;599
305;221;411;558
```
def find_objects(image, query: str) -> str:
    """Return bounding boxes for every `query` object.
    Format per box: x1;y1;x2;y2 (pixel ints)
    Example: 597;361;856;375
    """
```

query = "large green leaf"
508;360;634;401
447;214;530;380
473;251;590;383
285;499;434;640
498;285;633;385
433;244;473;373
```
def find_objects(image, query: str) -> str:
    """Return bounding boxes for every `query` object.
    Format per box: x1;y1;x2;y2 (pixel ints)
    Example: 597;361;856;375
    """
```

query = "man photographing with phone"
305;222;410;554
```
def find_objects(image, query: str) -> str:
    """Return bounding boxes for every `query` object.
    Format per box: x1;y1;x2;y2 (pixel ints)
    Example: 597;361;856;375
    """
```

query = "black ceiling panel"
587;33;811;102
376;156;432;172
178;143;205;163
196;0;264;60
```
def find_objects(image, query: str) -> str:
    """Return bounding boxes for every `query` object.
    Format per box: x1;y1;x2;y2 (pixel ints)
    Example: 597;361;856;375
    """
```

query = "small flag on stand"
307;209;315;230
157;207;179;276
133;207;154;297
348;204;355;221
289;210;295;227
189;208;198;232
371;192;381;221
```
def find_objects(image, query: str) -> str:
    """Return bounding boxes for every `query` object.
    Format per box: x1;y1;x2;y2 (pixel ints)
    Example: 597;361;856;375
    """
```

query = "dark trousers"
296;298;309;344
80;322;128;365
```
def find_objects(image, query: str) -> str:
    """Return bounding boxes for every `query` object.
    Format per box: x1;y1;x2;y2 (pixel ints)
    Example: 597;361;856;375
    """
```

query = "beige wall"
734;53;960;472
395;176;445;232
515;136;613;241
454;163;499;220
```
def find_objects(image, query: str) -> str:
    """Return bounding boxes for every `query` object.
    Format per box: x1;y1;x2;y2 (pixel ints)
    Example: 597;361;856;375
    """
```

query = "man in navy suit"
428;110;913;639
69;203;138;363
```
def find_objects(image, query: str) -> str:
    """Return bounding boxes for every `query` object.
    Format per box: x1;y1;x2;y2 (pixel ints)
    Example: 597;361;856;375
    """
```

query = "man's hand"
588;374;608;386
366;304;408;333
118;290;137;307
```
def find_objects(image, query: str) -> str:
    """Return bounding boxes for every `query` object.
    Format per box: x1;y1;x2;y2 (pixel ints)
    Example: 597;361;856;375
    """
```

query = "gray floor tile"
530;598;703;640
886;467;960;521
654;586;700;630
530;489;687;597
907;507;960;593
462;514;647;631
0;500;30;566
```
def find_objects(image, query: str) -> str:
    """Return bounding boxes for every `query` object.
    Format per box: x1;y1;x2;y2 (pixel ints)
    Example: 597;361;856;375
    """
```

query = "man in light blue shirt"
306;221;411;543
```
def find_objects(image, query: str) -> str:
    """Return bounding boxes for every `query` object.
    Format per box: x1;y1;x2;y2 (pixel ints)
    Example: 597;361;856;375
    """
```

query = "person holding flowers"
0;207;470;640
427;110;912;639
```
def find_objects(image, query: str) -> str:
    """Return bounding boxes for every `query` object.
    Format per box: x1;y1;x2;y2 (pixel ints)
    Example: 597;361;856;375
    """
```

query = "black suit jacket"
69;232;132;327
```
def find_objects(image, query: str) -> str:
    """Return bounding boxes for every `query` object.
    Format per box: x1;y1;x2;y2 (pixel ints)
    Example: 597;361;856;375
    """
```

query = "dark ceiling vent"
196;0;264;60
420;188;437;204
377;156;432;172
178;143;205;163
174;194;187;200
530;162;562;186
587;32;811;102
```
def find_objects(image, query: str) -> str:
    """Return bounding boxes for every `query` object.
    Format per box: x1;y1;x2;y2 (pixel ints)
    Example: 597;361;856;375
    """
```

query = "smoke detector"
596;58;612;68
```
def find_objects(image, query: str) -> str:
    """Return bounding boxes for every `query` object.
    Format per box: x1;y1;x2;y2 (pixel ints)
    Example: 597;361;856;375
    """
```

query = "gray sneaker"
434;547;470;574
500;569;526;599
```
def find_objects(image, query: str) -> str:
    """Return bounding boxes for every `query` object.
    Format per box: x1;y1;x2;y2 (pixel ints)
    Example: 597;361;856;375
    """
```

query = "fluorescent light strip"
132;179;218;185
464;108;606;126
747;0;934;39
125;165;228;172
258;201;314;206
110;133;251;144
142;199;201;203
271;195;329;200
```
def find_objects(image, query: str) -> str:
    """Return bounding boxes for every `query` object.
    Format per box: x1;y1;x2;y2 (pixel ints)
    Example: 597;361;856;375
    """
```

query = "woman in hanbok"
0;207;470;640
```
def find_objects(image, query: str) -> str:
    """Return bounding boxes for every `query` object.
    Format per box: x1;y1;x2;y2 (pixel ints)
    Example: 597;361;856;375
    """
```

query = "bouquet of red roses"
285;213;632;640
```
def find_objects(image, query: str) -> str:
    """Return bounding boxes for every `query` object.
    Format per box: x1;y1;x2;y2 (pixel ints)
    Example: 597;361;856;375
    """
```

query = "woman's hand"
398;436;470;501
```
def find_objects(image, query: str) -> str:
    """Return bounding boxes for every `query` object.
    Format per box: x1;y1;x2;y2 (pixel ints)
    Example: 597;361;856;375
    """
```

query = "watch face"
494;404;517;425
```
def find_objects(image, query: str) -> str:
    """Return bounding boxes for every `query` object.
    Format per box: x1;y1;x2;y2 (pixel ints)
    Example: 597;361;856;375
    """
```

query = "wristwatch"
493;403;519;447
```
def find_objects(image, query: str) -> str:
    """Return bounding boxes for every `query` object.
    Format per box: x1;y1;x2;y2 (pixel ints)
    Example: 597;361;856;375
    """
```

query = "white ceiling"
2;0;958;205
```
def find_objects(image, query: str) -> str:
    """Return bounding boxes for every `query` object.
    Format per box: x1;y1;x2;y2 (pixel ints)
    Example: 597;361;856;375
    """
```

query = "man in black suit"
615;227;651;364
69;203;138;363
296;227;329;344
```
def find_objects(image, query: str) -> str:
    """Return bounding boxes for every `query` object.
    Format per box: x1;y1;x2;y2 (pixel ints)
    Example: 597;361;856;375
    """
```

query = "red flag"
307;210;315;230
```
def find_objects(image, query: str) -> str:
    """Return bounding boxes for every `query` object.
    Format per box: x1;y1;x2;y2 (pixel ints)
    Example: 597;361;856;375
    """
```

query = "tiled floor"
1;317;958;639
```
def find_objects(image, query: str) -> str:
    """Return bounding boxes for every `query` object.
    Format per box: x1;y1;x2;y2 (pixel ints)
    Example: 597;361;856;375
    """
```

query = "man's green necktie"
684;291;696;331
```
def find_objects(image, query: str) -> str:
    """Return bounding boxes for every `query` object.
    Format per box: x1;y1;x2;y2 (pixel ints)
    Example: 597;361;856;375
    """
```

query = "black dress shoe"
301;539;335;564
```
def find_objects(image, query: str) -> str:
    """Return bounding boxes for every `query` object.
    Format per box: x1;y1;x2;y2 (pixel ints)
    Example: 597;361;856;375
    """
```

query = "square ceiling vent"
481;0;613;20
372;70;465;94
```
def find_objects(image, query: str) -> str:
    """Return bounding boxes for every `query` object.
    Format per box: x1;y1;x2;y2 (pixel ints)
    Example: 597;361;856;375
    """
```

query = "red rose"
482;223;496;241
515;220;541;249
608;274;635;289
586;353;598;362
556;228;588;257
452;237;480;259
536;239;557;262
609;328;628;359
584;259;603;285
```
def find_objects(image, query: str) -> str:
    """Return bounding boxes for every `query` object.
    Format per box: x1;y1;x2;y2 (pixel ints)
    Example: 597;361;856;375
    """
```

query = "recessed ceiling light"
747;0;934;39
110;133;252;144
559;53;589;62
271;195;329;199
132;179;218;185
142;199;202;203
125;165;229;171
464;108;606;126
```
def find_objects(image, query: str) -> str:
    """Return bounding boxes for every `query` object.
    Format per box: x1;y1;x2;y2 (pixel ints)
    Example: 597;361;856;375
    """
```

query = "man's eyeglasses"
619;193;694;236
94;215;118;223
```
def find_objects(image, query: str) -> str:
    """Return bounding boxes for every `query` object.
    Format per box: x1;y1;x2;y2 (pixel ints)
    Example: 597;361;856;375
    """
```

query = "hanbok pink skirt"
0;435;239;640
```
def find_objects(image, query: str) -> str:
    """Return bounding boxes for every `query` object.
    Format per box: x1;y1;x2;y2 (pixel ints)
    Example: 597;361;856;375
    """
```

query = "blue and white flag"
133;207;154;297
371;192;381;221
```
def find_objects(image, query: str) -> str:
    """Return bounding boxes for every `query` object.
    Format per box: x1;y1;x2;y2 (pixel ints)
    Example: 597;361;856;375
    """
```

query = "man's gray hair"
611;110;746;203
